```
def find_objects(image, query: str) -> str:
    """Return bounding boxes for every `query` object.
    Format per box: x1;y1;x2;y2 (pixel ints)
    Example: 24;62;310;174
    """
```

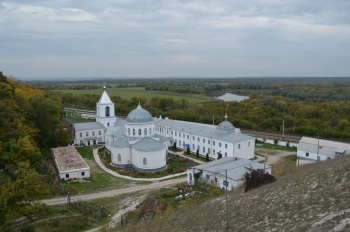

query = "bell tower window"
105;106;110;117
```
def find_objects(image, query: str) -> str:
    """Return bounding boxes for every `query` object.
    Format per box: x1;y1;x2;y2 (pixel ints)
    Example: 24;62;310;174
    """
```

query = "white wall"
59;168;90;180
233;139;255;159
256;138;298;148
74;128;104;146
111;147;132;166
297;149;329;162
131;148;166;171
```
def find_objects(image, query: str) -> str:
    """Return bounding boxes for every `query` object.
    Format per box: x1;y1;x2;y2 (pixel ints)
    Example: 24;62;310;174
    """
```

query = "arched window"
138;129;141;136
192;144;195;150
238;144;241;149
144;128;147;135
225;152;227;157
105;106;110;117
149;128;152;134
128;128;130;135
107;122;110;127
143;158;147;165
118;154;121;162
133;129;135;136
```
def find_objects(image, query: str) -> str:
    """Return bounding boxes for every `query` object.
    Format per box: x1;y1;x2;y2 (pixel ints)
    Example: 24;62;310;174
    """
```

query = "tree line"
0;72;69;230
60;90;350;141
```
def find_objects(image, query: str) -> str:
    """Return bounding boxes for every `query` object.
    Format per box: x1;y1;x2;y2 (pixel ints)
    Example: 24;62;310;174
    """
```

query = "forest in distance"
27;76;350;141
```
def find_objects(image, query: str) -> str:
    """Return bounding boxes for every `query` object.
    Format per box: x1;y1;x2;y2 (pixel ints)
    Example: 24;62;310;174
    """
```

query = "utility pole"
282;119;285;139
225;169;228;230
317;133;320;163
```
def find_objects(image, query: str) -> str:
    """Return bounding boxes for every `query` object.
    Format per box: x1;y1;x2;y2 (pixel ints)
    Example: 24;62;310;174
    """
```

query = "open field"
52;87;216;103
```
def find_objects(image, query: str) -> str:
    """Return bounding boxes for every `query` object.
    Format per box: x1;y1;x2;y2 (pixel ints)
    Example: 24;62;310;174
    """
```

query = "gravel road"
40;177;186;206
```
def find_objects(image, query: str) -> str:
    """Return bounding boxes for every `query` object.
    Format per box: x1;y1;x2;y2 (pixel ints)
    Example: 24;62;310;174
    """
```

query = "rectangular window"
183;134;185;138
208;140;210;144
86;132;89;136
203;139;205;143
193;136;195;140
167;130;169;134
66;174;69;179
238;144;241;149
179;133;181;137
203;147;205;153
248;141;250;146
171;131;173;135
99;131;101;135
225;144;227;149
187;135;189;139
80;133;82;137
213;141;215;146
219;142;221;147
206;174;210;180
197;137;200;142
208;148;210;154
82;172;85;176
92;131;95;136
306;152;309;157
175;132;177;136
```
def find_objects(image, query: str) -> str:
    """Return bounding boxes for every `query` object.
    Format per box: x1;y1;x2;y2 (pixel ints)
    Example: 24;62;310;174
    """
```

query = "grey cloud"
0;0;349;78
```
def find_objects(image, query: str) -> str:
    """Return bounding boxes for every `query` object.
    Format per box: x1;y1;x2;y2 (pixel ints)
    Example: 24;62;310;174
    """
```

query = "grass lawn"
60;146;141;195
52;87;215;103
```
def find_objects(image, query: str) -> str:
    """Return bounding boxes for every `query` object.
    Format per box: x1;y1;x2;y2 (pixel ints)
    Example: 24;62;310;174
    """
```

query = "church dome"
216;120;235;134
126;104;153;123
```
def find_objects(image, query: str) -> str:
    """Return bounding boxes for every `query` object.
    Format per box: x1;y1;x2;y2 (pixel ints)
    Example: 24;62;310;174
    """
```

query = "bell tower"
96;86;116;127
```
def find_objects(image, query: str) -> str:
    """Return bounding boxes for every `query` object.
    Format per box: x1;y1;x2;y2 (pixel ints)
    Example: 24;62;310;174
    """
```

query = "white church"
73;89;255;172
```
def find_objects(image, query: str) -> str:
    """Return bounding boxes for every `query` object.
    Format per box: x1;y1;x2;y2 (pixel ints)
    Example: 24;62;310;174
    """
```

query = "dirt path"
255;148;296;165
40;177;186;206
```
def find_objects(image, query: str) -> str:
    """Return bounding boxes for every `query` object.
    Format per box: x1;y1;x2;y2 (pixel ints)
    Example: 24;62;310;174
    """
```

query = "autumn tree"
0;162;49;230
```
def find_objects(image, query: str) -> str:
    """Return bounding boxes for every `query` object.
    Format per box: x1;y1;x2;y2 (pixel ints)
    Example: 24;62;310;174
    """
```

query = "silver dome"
216;120;235;134
126;104;153;123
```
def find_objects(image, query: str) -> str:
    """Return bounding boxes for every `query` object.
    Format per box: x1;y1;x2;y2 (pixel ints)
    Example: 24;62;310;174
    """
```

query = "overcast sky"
1;0;350;79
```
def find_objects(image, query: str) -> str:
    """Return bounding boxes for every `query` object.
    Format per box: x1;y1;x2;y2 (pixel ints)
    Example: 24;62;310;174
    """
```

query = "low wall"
256;138;298;148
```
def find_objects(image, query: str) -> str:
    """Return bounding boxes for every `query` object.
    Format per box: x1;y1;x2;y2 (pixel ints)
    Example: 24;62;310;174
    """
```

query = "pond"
215;93;249;102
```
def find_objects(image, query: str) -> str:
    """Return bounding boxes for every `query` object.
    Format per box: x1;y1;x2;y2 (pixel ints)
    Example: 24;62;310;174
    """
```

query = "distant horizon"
19;76;350;82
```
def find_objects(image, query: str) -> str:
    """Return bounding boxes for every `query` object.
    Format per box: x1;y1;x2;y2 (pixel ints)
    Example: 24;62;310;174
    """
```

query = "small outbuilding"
52;146;90;180
297;136;350;165
187;157;271;190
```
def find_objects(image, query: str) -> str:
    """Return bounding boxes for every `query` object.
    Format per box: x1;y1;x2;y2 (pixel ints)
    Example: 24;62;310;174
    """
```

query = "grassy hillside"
125;155;350;231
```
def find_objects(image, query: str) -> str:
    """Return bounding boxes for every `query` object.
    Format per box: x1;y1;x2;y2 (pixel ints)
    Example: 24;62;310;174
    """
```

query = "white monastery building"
72;89;256;172
297;136;350;165
52;146;90;180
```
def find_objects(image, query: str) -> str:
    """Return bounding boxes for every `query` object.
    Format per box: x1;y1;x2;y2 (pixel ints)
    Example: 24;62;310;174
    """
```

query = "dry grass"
124;155;350;231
